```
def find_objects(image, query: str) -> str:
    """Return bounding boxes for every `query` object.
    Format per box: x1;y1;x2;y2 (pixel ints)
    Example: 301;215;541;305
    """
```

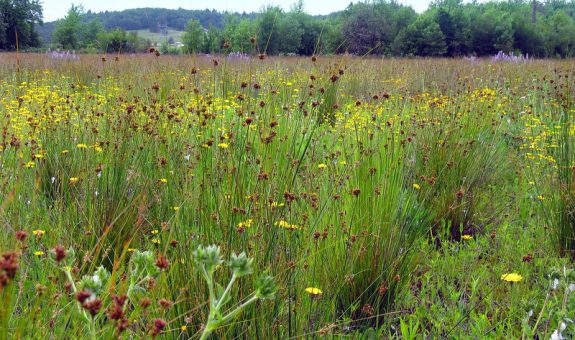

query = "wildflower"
0;252;19;289
75;290;92;303
69;177;79;184
318;163;327;169
140;297;152;309
107;294;127;321
34;251;44;256
15;230;27;242
501;273;523;283
152;238;161;245
61;150;69;154
181;325;187;331
24;161;35;168
151;318;167;337
76;144;88;149
305;287;323;295
276;220;301;230
32;229;45;237
413;183;421;190
83;298;102;316
151;229;159;235
362;304;374;315
537;195;545;201
159;178;168;184
237;219;253;229
155;255;170;270
462;234;473;241
172;206;180;211
53;245;66;263
218;143;229;149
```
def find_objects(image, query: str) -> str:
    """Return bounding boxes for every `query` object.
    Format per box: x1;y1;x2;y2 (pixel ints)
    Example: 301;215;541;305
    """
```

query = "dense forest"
2;0;575;57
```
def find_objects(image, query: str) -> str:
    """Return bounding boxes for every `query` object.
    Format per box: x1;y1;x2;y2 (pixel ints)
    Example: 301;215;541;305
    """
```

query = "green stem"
220;295;258;324
201;266;216;309
532;291;549;334
200;295;259;340
215;274;236;310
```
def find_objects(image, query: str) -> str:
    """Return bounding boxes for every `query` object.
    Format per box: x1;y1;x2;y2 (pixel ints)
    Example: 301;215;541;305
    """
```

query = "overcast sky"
41;0;436;22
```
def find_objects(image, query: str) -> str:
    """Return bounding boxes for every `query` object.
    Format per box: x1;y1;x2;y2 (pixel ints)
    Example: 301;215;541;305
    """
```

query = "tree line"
2;0;575;58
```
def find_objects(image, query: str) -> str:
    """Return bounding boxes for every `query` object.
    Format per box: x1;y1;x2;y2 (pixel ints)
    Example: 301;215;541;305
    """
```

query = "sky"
41;0;435;22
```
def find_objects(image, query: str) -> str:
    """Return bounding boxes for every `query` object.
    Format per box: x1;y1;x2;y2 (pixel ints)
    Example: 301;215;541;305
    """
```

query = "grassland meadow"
0;52;575;338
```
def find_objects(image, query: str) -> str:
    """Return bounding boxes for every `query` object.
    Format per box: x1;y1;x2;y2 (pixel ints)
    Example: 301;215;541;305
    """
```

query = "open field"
0;53;574;338
128;29;186;45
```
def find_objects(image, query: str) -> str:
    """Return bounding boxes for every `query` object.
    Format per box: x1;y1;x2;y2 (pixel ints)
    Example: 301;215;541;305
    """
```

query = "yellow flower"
159;178;168;184
25;161;35;168
34;154;44;159
152;238;161;244
181;325;187;332
173;206;180;211
69;177;79;184
276;220;301;230
34;251;44;256
61;150;69;154
305;287;323;295
94;146;103;153
501;273;523;283
238;219;253;228
76;143;88;149
151;229;159;235
127;248;136;252
218;143;229;149
413;183;421;190
537;195;545;201
318;163;327;169
462;234;473;241
32;229;45;236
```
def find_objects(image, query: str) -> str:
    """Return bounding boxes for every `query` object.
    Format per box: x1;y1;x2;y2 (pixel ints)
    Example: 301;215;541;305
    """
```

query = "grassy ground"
128;29;185;45
0;53;574;338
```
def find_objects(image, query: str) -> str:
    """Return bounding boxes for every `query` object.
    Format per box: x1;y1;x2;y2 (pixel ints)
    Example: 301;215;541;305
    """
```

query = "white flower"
551;322;567;340
552;278;560;290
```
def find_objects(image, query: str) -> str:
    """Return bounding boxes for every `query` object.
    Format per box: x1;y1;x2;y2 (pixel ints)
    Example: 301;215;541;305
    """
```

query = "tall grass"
0;53;573;338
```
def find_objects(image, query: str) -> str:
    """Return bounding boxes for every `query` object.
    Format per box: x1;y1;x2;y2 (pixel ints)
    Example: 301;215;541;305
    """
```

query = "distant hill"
36;7;258;45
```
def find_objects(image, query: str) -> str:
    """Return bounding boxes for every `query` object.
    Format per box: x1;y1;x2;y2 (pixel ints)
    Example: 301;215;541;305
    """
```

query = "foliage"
393;14;447;56
52;4;84;49
182;19;204;54
0;0;43;50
